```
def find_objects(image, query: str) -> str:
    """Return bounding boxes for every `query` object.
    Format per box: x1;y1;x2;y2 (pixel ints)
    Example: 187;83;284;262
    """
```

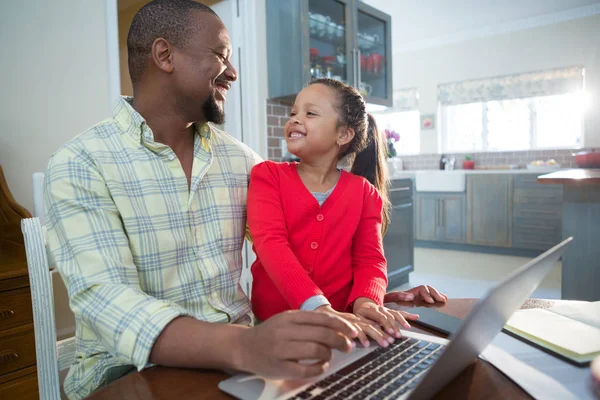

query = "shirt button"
310;242;318;250
316;214;324;221
168;154;176;161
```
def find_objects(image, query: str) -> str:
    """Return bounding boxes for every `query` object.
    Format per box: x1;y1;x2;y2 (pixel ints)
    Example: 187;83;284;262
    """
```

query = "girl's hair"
309;78;390;234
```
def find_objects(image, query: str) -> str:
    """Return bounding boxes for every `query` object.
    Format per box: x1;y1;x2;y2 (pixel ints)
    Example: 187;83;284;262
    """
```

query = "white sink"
415;171;466;192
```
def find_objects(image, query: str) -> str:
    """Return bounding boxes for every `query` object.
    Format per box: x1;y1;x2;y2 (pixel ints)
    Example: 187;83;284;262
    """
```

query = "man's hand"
383;285;448;304
352;298;419;340
237;311;359;379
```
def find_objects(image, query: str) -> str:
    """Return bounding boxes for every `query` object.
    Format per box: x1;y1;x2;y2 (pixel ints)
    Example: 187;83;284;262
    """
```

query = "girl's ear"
337;126;355;147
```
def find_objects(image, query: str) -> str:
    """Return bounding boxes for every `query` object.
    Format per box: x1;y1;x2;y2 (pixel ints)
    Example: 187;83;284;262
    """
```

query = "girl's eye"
307;112;316;116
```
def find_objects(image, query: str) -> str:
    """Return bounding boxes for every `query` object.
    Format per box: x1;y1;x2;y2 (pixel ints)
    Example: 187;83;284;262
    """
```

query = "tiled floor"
393;248;561;300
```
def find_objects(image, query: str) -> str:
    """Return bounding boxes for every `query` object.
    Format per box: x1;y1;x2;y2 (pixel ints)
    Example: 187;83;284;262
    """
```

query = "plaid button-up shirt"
45;97;261;399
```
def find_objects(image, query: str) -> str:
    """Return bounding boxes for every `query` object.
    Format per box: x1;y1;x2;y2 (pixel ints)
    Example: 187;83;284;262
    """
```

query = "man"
45;1;445;399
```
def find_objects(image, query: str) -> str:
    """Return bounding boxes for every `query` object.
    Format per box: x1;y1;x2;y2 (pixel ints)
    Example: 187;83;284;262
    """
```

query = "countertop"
391;168;567;180
537;169;600;185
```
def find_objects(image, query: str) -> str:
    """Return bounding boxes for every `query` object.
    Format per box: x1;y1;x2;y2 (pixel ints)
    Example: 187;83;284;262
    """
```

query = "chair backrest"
21;217;75;400
32;172;45;226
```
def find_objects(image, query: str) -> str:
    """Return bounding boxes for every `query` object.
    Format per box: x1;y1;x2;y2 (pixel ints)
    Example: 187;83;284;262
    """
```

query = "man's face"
171;12;236;124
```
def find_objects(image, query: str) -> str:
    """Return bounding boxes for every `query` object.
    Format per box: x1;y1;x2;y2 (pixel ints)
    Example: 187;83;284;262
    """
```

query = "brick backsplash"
266;99;588;168
399;149;588;170
266;99;292;161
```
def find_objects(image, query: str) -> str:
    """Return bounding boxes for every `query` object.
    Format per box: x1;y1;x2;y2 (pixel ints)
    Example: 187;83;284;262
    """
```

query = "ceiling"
362;0;600;52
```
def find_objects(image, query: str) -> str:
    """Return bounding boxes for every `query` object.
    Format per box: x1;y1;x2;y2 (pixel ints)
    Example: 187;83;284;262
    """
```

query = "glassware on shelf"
314;64;323;79
326;67;333;79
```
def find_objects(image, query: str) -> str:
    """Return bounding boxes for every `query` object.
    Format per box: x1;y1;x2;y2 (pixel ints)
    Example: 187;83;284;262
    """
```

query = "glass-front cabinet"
266;0;392;107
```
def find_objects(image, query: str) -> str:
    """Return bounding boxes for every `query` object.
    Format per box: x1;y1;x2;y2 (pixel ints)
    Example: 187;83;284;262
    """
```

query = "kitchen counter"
537;168;600;301
537;168;600;185
391;168;566;180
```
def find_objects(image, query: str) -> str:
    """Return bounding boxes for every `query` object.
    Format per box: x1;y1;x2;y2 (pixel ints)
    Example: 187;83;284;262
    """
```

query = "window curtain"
438;66;584;106
388;87;419;112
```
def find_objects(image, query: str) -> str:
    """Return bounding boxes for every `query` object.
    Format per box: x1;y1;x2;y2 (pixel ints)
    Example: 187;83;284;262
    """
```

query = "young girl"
248;78;446;347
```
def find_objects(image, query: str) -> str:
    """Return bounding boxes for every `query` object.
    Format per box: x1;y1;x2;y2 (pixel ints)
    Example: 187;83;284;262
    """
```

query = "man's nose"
224;61;237;82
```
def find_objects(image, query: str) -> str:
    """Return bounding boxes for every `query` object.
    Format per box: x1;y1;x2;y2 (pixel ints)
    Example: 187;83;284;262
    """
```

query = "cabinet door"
266;0;307;99
416;194;437;241
266;0;354;100
308;0;354;83
355;2;392;106
467;175;513;247
439;195;465;243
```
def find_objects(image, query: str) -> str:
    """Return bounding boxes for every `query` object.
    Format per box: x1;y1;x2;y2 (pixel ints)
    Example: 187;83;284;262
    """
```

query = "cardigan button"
310;242;319;250
316;214;324;221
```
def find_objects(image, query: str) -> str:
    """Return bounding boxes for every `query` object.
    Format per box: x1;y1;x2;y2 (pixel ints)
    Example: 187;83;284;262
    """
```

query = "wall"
0;0;114;212
393;14;600;154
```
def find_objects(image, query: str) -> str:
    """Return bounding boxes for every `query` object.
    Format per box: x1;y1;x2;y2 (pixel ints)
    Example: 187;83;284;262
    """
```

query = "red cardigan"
248;161;388;321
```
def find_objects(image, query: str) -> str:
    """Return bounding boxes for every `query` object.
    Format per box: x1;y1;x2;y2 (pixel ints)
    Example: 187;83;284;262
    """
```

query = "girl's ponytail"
351;114;390;234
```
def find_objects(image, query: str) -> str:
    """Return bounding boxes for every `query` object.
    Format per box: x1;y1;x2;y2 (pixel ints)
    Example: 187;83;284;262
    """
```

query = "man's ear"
337;126;356;146
150;38;174;74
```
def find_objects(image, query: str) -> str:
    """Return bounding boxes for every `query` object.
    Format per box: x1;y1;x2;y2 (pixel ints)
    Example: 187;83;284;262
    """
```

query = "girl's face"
284;84;345;160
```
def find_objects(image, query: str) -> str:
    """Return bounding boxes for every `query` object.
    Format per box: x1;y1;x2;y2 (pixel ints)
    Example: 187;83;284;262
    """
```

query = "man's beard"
203;91;225;125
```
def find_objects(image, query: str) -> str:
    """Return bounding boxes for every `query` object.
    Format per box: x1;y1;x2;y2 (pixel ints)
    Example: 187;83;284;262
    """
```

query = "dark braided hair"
309;78;390;234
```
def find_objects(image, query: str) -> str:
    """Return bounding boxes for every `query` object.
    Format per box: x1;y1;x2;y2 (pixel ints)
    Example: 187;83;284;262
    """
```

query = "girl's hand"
352;297;419;339
315;305;394;348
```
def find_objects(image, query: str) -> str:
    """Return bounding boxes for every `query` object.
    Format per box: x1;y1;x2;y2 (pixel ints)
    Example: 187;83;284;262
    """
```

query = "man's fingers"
287;324;353;353
280;360;330;380
280;341;333;363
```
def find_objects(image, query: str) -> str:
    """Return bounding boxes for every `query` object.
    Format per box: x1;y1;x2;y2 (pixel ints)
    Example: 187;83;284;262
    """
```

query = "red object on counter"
574;150;600;168
463;160;475;170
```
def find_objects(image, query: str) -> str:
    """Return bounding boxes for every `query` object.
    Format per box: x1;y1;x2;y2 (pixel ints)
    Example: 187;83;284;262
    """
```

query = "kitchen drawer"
0;325;36;377
0;371;38;400
389;180;413;201
514;218;561;232
514;188;562;204
514;204;562;220
0;287;33;332
513;230;562;250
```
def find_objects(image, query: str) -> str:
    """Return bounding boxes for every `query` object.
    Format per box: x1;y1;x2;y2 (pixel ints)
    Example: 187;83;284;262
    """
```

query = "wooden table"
87;298;559;400
538;168;600;301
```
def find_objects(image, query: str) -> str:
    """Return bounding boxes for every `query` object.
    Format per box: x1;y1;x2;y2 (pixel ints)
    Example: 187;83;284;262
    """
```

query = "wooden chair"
21;218;76;400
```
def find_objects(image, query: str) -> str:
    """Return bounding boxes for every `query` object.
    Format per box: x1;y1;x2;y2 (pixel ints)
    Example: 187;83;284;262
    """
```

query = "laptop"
219;237;572;400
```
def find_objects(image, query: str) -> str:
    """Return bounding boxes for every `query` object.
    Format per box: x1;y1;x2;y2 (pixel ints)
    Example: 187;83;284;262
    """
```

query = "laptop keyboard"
286;337;443;400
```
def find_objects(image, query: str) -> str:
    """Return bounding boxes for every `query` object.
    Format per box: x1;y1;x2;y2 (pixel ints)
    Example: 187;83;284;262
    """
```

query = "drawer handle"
0;309;16;320
0;351;20;364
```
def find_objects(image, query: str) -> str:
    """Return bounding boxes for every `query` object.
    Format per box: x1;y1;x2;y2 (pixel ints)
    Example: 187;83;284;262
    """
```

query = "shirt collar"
113;96;212;144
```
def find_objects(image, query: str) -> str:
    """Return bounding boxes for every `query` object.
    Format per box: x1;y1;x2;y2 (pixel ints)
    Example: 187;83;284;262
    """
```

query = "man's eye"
290;112;296;117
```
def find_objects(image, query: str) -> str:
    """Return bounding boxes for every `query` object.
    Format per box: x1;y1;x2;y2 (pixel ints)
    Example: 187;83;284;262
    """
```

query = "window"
374;110;420;155
439;67;585;153
373;87;420;155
